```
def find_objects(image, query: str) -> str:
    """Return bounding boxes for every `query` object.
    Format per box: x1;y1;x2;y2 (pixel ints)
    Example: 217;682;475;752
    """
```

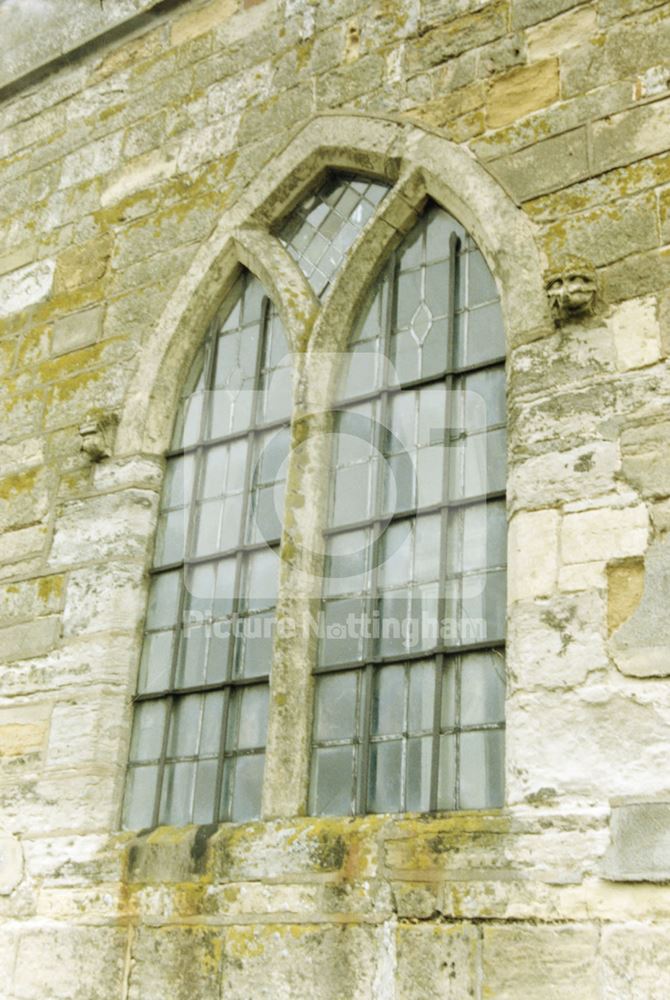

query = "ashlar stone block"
48;490;156;568
608;295;662;371
59;132;124;189
603;802;670;882
621;421;670;498
561;504;649;564
526;6;597;61
0;716;48;757
507;686;670;802
602;923;670;999
608;537;670;676
0;618;60;665
487;58;560;128
52;306;103;356
220;923;380;1000
508;590;608;690
592;99;670;175
509;441;620;511
0;259;55;320
101;149;178;208
13;926;126;999
128;926;223;1000
171;0;237;46
396;923;478;999
508;509;560;602
46;695;127;770
481;923;599;999
61;562;145;637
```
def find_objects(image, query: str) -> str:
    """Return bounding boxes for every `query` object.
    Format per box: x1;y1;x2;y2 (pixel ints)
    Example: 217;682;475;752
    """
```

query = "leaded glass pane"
167;694;202;757
320;596;367;666
331;401;379;528
123;765;159;830
312;201;506;817
234;610;275;678
371;664;405;735
171;346;207;449
258;309;292;422
234;686;270;749
337;282;387;399
247;427;290;544
137;630;175;694
280;173;389;297
201;691;226;754
324;528;370;598
146;571;180;630
368;740;402;813
408;661;436;732
314;672;359;741
437;733;457;810
310;746;355;816
460;651;506;726
124;269;291;829
176;622;209;688
406;736;433;812
154;508;188;566
159;760;195;826
129;701;166;762
228;753;265;822
459;729;505;809
193;758;219;824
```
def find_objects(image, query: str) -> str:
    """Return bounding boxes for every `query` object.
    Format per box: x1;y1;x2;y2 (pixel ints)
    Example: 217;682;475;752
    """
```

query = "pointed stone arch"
116;113;549;457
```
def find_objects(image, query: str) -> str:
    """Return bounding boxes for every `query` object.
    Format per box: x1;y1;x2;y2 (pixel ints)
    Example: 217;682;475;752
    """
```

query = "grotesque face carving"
545;264;597;323
79;412;118;462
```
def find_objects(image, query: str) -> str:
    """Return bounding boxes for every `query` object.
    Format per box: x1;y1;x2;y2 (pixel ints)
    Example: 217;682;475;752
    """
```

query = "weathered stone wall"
1;0;670;995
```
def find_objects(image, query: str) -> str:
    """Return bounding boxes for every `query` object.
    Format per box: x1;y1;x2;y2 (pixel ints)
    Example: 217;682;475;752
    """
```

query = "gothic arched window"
122;171;506;829
311;205;506;816
123;271;291;829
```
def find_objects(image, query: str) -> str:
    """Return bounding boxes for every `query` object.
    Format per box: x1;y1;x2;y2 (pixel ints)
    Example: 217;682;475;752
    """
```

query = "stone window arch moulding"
115;114;550;827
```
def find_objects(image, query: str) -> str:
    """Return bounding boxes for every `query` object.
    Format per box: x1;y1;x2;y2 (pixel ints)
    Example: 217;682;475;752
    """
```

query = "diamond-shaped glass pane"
410;302;433;342
280;173;389;298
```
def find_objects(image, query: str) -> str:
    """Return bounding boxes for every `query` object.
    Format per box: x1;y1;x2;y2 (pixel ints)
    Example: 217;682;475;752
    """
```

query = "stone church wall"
1;0;670;995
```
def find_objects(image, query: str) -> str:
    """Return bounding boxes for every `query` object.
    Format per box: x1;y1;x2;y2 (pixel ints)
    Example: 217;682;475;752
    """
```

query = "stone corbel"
79;412;119;462
545;258;597;324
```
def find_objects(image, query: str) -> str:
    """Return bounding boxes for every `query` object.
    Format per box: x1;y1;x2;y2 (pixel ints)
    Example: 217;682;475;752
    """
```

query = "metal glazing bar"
335;355;506;410
312;640;506;675
215;292;270;821
150;306;221;828
321;490;507;538
133;672;270;704
357;662;374;814
357;261;395;814
429;230;459;814
149;537;283;576
439;721;505;737
165;413;289;460
447;420;506;446
454;654;463;809
429;653;444;811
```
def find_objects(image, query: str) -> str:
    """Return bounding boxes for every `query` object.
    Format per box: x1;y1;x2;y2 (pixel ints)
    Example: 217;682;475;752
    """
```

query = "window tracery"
123;169;507;829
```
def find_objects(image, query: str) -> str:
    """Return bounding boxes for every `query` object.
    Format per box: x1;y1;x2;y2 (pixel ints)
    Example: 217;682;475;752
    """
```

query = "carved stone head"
79;412;118;463
545;260;597;324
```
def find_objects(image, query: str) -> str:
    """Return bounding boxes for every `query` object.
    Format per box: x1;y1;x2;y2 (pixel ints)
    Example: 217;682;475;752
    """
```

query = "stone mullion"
217;226;321;819
262;194;423;817
261;354;334;818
